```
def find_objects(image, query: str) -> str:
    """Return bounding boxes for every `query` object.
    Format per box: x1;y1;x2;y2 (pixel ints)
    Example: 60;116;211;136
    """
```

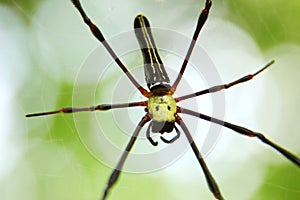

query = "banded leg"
175;115;224;200
102;114;151;200
176;60;274;102
25;101;147;117
171;0;212;93
70;0;149;97
179;107;300;167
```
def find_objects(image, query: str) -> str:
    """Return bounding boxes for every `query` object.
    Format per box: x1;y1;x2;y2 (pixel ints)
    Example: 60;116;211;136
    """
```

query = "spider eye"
155;106;159;111
167;105;171;111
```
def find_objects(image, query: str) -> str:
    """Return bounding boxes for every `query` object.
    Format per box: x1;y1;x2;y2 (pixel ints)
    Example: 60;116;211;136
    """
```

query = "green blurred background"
1;0;299;199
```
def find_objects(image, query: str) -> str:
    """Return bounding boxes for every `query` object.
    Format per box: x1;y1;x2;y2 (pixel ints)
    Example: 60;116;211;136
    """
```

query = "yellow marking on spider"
148;95;176;122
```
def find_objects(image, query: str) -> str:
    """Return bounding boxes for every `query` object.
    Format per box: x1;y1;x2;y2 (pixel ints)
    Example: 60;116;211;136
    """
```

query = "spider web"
1;0;299;200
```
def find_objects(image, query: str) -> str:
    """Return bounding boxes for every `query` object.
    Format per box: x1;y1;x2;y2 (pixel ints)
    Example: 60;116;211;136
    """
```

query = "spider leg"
175;115;224;200
176;60;274;102
179;107;300;167
25;101;147;117
171;0;212;93
160;126;181;144
70;0;149;97
102;114;150;200
146;121;158;146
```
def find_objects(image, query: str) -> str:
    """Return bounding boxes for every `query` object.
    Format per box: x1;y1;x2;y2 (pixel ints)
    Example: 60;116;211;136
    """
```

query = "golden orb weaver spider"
26;0;300;199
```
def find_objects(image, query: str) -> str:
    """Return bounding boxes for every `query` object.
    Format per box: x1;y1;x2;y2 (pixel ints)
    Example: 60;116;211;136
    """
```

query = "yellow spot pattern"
148;95;176;122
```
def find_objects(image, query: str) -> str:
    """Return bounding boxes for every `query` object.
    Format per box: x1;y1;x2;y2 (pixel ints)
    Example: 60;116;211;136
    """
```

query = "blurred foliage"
0;0;44;23
225;0;300;51
0;0;41;11
252;164;300;199
1;0;299;200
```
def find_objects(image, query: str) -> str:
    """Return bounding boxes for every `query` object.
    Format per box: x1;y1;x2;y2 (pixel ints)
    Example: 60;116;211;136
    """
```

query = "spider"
26;0;300;199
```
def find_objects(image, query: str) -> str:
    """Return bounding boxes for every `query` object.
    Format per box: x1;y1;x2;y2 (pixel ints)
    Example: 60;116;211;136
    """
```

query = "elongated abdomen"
134;15;170;91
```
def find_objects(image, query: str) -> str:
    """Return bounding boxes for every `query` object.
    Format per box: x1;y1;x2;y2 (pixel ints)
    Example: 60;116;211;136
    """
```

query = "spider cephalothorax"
146;91;178;145
148;94;176;123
